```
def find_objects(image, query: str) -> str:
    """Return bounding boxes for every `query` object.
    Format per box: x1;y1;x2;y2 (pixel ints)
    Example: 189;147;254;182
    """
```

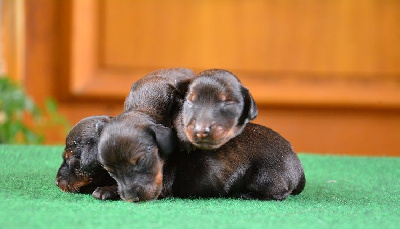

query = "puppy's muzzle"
194;125;211;139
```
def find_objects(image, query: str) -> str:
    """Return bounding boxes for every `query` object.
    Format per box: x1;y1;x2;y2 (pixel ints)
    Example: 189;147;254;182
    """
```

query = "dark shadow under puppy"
175;69;258;151
55;115;116;194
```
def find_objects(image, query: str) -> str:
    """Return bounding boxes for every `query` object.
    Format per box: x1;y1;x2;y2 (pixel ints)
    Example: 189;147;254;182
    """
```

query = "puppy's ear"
81;118;110;170
149;124;178;159
174;78;193;96
238;86;258;125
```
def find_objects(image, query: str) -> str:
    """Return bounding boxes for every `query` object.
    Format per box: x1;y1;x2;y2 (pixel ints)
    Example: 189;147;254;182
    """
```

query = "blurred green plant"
0;76;71;144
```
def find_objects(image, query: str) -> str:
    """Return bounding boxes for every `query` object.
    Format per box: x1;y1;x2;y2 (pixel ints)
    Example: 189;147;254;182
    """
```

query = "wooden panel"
255;107;400;156
64;0;400;109
1;0;24;82
20;0;400;156
101;0;400;73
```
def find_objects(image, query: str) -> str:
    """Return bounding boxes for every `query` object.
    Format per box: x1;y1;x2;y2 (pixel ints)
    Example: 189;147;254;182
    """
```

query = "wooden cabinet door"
23;0;400;155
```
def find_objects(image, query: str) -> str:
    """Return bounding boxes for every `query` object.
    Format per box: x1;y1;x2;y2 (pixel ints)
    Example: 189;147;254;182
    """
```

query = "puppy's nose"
195;125;211;139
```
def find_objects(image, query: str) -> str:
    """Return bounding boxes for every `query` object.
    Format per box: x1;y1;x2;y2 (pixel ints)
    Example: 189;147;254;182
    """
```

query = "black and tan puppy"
56;115;116;194
161;123;305;200
175;69;258;150
93;68;195;201
97;111;177;202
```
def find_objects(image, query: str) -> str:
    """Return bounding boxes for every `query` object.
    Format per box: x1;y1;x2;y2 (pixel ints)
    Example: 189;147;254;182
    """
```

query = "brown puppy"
97;110;177;202
55;115;116;194
161;123;305;200
175;69;258;150
93;68;195;201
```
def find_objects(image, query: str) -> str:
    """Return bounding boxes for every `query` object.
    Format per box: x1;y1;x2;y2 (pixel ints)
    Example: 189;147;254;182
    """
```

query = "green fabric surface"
0;144;399;229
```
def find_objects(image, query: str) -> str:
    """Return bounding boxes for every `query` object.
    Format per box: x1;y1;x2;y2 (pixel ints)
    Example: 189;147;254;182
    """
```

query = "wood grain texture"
18;0;400;155
64;0;400;107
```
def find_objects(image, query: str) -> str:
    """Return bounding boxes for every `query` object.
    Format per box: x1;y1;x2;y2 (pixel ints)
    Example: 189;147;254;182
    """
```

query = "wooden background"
3;0;400;156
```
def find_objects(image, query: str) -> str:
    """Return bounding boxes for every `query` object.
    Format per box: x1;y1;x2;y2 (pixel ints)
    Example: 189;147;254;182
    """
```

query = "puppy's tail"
291;172;306;195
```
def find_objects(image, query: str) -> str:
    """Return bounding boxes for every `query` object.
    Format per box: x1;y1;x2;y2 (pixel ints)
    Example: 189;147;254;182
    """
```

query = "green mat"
0;145;399;229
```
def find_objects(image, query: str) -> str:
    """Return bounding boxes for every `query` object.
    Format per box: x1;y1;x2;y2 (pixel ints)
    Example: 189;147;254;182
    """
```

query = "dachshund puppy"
161;123;305;200
97;110;177;202
93;68;195;201
56;115;116;194
175;69;258;150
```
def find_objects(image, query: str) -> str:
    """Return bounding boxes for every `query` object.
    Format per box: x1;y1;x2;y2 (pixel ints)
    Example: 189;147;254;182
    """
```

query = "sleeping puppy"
93;68;195;201
161;123;305;200
97;110;177;202
97;122;305;201
55;115;116;194
175;69;258;150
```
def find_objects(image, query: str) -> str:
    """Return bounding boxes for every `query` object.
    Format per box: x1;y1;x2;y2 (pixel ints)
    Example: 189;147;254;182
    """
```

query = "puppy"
175;69;258;150
161;123;306;200
97;110;177;202
94;68;195;201
56;115;116;194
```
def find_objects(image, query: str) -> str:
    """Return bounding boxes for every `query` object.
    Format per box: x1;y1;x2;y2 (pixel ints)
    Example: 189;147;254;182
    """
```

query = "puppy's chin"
120;185;162;203
191;140;227;150
56;177;93;193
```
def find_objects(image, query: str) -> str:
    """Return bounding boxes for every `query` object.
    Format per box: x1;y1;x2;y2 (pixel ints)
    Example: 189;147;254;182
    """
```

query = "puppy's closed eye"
222;101;237;106
129;155;145;166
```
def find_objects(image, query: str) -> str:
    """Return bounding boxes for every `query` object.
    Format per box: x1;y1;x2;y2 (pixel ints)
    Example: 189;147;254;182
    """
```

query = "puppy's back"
238;123;305;196
123;68;195;126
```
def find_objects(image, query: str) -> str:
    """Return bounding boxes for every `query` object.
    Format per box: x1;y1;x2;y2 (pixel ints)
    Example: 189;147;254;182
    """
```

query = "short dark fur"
175;69;258;150
56;68;193;198
97;111;177;202
97;122;305;201
161;123;306;200
123;68;195;126
55;115;116;194
96;69;305;202
94;68;194;201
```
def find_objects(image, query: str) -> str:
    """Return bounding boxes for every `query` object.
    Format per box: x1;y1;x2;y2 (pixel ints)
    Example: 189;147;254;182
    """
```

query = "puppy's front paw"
92;185;120;200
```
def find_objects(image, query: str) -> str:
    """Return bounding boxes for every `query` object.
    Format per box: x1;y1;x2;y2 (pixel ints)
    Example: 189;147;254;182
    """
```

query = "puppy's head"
99;112;177;202
182;69;257;150
56;115;115;193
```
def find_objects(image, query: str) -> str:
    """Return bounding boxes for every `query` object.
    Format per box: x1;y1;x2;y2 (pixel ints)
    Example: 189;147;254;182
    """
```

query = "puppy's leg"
244;165;292;201
92;185;120;200
291;172;306;195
